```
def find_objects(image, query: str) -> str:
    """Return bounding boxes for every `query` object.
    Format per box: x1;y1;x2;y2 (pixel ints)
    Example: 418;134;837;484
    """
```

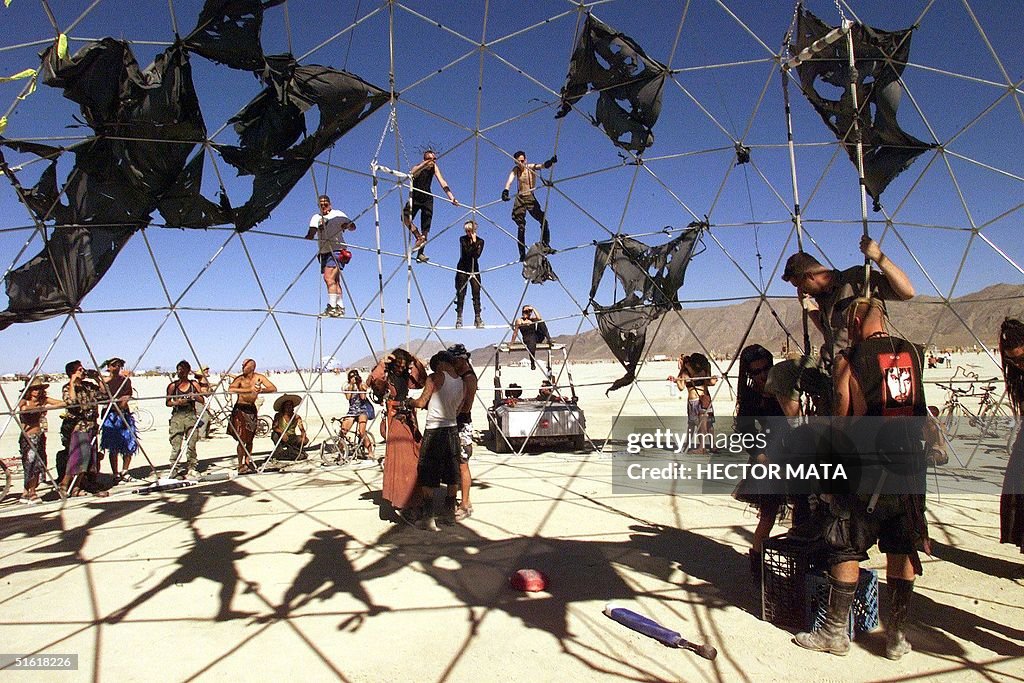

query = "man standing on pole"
306;195;355;317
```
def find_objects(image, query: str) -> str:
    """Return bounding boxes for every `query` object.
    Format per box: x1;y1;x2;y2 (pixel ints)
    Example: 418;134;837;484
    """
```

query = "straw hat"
25;376;49;390
273;394;302;412
194;366;211;377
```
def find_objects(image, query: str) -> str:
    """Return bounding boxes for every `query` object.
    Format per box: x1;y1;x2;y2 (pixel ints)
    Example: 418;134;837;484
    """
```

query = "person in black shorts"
403;150;459;263
795;299;928;660
510;305;550;372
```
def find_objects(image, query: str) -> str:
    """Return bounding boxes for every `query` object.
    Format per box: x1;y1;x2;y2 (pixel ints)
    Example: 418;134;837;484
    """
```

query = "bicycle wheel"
255;416;272;438
1;460;11;502
134;408;155;432
941;406;962;440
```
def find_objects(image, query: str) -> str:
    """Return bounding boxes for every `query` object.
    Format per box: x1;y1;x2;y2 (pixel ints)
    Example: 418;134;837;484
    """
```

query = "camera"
84;369;101;379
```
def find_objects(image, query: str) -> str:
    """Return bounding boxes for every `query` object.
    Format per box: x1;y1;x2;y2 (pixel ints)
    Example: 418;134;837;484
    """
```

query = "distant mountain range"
349;283;1024;367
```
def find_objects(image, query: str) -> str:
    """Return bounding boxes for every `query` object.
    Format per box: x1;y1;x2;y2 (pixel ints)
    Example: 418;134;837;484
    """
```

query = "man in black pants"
502;150;557;261
403;150;459;263
455;219;484;328
510;305;550;372
795;298;928;660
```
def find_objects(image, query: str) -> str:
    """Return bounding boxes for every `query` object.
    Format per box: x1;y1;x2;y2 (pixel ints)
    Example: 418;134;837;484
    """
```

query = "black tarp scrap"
588;224;704;393
521;242;558;285
556;14;667;155
0;40;206;330
216;56;388;231
184;0;285;72
0;0;387;328
791;7;934;210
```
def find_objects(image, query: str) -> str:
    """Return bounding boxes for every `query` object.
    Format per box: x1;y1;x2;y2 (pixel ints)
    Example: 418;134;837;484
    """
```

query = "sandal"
237;464;256;475
454;505;473;521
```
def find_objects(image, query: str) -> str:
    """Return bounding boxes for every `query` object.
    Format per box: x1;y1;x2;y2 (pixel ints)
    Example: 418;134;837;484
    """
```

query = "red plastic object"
510;568;549;592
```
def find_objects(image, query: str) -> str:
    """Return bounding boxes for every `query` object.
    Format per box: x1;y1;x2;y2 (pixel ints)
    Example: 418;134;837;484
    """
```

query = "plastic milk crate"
805;568;879;640
761;534;827;630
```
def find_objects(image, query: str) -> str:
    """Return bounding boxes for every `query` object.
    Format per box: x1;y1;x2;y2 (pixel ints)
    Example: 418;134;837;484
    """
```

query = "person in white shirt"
305;195;355;317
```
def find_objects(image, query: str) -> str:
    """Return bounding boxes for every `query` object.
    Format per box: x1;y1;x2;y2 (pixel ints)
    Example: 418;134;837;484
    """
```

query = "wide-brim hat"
781;252;828;283
194;366;211;376
25;376;49;389
273;394;302;412
101;357;126;368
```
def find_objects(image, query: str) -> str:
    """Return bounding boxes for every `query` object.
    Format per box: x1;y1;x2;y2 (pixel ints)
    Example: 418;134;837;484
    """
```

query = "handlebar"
936;382;973;395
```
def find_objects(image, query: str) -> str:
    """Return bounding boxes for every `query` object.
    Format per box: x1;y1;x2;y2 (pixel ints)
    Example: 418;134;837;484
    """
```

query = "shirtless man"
502;150;557;261
227;359;277;474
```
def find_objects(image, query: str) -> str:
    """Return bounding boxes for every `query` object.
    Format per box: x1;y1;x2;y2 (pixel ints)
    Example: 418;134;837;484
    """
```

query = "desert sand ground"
1;353;1022;682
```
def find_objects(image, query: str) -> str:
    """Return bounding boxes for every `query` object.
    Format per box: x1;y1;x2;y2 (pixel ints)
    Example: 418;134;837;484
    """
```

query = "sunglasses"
748;363;771;377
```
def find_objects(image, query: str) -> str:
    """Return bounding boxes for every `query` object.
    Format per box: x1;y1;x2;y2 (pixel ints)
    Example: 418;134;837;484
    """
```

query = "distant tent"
557;14;667;156
790;7;934;210
588;224;704;393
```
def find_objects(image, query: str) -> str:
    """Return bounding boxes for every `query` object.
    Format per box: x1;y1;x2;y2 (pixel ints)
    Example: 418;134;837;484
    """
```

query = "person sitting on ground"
17;377;64;504
227;359;277;475
407;351;465;530
100;357;138;482
340;369;375;457
510;305;550;371
270;394;308;462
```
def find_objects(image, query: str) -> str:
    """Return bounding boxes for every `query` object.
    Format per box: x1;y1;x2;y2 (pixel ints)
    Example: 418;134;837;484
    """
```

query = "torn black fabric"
0;41;207;327
184;0;285;71
521;242;558;284
588;225;703;392
216;56;388;231
0;225;133;330
790;7;934;210
556;14;667;155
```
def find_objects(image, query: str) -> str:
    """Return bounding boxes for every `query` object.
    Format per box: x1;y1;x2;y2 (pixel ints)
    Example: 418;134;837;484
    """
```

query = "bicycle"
320;417;378;467
935;381;1015;458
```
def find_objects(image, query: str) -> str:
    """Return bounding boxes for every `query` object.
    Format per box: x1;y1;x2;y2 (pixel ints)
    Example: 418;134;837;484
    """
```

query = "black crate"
761;534;827;629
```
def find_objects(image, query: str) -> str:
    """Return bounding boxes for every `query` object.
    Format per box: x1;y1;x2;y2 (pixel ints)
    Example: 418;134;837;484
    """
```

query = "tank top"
425;371;463;429
411;165;434;201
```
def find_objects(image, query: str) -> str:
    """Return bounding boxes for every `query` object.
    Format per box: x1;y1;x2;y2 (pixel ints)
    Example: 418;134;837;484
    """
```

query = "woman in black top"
455;220;484;328
511;305;550;371
999;318;1024;555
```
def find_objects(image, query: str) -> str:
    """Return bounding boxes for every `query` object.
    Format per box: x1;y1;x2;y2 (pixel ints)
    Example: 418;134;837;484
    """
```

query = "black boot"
794;575;856;655
885;578;914;660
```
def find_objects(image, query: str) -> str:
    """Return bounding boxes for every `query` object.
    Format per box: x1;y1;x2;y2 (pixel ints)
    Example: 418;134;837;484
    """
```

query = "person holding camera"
227;359;277;474
166;360;205;479
368;349;427;521
502;150;557;261
305;194;354;318
59;360;109;497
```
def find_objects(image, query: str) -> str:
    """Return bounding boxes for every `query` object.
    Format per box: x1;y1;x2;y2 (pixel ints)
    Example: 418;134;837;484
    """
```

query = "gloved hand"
501;189;510;202
543;154;558;169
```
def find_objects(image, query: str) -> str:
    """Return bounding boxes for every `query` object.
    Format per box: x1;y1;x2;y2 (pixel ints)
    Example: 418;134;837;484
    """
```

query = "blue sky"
0;0;1022;374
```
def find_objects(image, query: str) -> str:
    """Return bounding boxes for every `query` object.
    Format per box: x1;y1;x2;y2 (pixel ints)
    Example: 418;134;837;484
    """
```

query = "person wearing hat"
100;357;139;482
193;366;213;439
270;394;308;462
17;376;65;503
781;236;914;367
448;344;477;521
59;360;109;497
339;369;375;460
